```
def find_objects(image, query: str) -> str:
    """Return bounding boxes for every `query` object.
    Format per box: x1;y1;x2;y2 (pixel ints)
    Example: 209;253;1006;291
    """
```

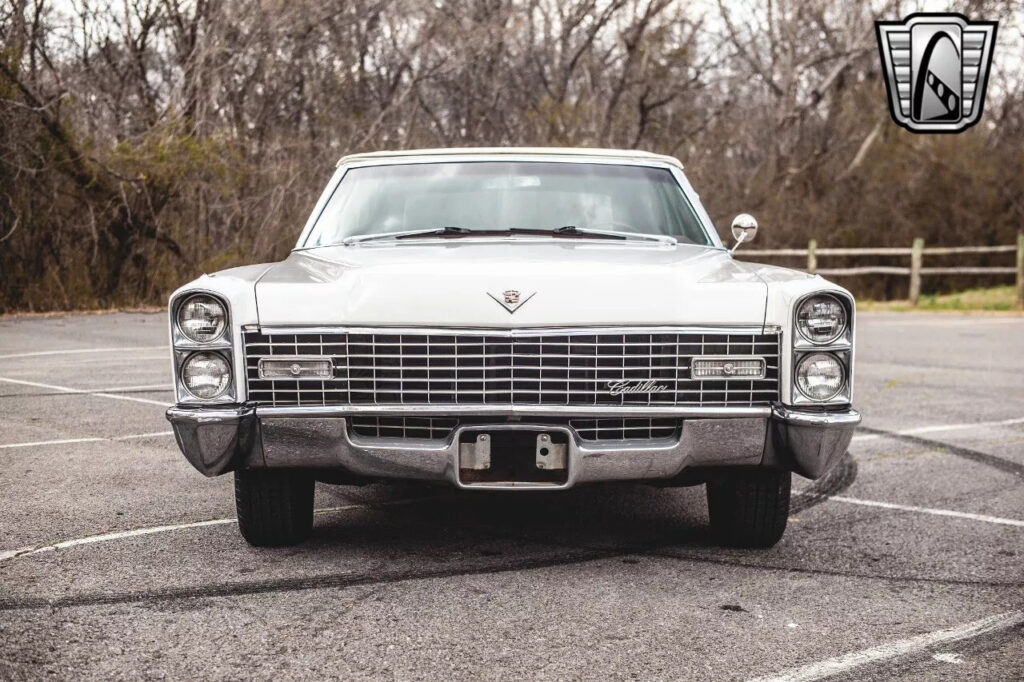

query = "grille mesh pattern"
244;329;779;408
568;418;679;441
349;416;459;440
348;417;680;442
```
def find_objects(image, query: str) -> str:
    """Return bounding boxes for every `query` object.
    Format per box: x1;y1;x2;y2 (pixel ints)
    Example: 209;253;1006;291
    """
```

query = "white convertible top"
336;147;683;169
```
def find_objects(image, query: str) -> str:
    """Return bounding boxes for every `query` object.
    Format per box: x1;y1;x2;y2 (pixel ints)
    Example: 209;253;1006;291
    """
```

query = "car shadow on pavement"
308;480;714;556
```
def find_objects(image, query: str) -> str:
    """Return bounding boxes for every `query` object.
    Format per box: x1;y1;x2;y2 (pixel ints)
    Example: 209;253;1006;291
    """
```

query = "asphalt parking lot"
1;311;1022;680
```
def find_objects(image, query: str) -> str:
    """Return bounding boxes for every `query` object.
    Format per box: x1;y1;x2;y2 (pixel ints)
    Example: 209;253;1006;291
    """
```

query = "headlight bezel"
794;352;847;402
179;351;233;400
170;290;236;404
175;293;228;345
171;290;232;350
173;347;237;403
795;293;849;346
790;290;854;406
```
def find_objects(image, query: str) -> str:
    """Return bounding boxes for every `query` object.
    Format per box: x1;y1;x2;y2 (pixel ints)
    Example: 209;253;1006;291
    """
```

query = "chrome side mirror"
729;214;758;254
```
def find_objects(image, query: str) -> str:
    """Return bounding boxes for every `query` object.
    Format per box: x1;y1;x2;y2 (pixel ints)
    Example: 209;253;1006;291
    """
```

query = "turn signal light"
691;358;766;379
258;358;333;380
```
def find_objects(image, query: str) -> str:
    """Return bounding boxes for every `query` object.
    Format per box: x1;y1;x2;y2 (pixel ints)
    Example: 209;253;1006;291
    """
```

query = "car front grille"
346;416;680;442
567;418;679;441
349;416;459;440
244;328;779;409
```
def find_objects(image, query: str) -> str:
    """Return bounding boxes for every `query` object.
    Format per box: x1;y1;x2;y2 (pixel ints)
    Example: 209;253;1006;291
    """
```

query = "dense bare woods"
1;0;1022;312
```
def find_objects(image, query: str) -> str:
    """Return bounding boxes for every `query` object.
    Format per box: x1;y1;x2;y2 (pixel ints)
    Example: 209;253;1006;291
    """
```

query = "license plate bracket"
458;430;569;485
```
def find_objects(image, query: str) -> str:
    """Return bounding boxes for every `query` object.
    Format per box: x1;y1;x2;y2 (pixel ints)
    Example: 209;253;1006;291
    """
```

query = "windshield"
302;161;714;247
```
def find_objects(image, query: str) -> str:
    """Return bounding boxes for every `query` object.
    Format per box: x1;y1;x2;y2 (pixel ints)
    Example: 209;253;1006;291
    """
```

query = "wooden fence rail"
742;232;1024;307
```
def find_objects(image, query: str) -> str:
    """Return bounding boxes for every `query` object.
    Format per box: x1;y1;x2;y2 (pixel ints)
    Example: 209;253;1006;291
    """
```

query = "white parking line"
78;383;172;393
0;518;238;561
0;437;105;450
857;315;1024;327
0;376;169;407
0;431;174;450
852;416;1024;443
749;610;1024;682
804;493;1024;528
112;431;174;440
1;383;173;397
0;346;168;360
0;497;438;562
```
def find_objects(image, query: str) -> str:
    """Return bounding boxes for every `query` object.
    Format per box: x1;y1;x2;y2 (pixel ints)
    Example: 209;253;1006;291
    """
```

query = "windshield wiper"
339;225;677;246
554;225;677;245
553;225;624;240
343;226;474;244
394;226;475;240
345;226;554;244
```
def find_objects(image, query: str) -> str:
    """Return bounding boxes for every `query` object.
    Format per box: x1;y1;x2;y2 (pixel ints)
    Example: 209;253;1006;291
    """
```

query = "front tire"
707;468;790;548
234;469;314;547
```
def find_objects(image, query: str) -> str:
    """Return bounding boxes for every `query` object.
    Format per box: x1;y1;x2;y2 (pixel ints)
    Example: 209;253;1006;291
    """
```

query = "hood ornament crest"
487;289;536;314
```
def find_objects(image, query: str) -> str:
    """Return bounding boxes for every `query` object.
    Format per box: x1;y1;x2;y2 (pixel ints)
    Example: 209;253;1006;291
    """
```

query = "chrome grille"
349;416;459;440
347;417;679;442
244;328;780;408
569;418;679;441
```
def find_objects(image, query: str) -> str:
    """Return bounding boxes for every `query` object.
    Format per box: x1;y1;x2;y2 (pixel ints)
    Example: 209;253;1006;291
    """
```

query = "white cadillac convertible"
167;148;859;548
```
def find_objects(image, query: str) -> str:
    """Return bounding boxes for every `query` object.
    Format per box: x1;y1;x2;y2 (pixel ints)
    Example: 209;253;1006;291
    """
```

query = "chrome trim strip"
168;405;250;420
255;325;776;337
792;343;853;353
772;405;861;427
170;339;233;351
336;149;685;169
254;404;772;418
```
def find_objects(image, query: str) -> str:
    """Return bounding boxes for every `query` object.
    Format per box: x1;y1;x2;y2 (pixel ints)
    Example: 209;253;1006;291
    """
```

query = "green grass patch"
860;285;1021;312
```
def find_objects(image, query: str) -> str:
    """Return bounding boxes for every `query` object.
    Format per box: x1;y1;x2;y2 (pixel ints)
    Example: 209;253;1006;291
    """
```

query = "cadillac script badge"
606;380;669;397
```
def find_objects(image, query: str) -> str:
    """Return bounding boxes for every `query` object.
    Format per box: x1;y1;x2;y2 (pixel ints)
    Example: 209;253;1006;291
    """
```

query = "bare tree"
1;0;1022;311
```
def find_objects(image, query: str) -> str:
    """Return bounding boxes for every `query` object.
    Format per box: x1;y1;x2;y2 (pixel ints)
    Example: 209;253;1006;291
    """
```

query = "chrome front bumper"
167;405;860;487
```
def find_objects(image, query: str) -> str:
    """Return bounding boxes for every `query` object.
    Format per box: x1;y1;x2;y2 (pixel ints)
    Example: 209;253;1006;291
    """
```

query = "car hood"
254;239;772;328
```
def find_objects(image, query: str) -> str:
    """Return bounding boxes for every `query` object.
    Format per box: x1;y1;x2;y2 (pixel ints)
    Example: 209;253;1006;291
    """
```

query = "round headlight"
796;294;847;344
177;294;226;343
181;352;231;400
795;353;845;401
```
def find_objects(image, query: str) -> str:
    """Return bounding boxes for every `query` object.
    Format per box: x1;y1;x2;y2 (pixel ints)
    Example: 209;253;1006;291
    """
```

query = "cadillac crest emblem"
487;288;536;314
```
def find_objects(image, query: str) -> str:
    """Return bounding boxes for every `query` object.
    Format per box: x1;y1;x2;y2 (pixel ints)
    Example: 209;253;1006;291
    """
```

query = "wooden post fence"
1018;232;1024;310
742;234;1024;309
909;238;924;305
